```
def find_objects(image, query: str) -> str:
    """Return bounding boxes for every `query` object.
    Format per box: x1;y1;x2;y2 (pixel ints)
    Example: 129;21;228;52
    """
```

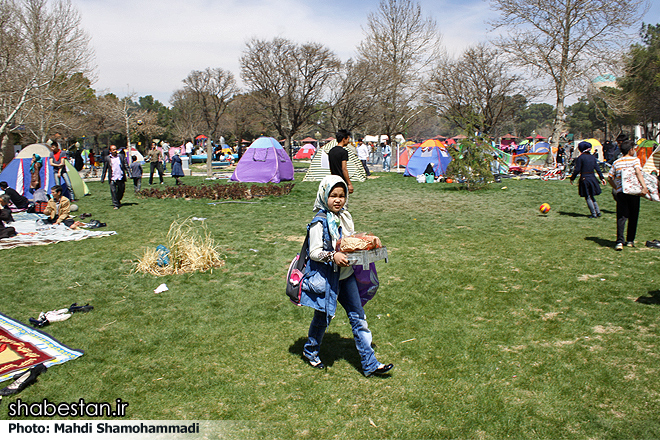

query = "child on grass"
300;175;393;377
130;156;143;192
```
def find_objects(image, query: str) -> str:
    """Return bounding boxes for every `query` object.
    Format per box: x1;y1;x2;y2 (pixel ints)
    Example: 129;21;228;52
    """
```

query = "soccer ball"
539;203;551;214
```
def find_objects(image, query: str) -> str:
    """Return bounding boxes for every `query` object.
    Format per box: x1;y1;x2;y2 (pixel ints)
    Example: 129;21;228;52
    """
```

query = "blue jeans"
303;274;380;375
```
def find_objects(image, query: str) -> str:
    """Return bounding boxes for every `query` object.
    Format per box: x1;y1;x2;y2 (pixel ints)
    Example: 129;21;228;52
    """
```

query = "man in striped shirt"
607;140;649;251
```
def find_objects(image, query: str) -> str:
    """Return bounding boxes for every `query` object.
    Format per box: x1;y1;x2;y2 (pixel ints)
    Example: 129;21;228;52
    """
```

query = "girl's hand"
333;251;350;267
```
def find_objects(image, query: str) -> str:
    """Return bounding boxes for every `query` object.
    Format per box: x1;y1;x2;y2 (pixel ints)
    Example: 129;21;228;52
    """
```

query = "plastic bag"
337;233;381;252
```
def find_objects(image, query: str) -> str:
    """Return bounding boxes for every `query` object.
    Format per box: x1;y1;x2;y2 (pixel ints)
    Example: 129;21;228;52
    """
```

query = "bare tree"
240;37;340;150
357;0;442;143
325;59;377;133
169;89;201;144
426;44;531;136
0;0;94;163
180;67;237;141
490;0;648;155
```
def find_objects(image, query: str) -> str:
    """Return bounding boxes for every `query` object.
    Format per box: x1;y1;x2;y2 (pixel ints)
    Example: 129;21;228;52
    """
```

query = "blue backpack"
286;212;326;305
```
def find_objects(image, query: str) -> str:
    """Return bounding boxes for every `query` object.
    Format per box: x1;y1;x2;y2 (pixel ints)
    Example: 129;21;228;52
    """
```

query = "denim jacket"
300;211;340;320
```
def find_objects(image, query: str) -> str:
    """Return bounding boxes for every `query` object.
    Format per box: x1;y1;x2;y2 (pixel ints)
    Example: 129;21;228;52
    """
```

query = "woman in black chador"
570;141;605;218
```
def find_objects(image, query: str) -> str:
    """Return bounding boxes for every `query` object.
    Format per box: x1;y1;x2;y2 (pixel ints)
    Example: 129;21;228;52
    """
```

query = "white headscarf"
313;175;354;241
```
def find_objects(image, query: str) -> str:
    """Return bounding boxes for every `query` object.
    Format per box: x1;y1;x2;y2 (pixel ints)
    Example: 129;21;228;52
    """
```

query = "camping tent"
293;144;316;160
531;142;550;153
396;142;419;167
302;140;367;183
637;139;658;167
229;137;294;183
642;140;660;174
1;144;89;200
578;138;604;162
403;139;452;177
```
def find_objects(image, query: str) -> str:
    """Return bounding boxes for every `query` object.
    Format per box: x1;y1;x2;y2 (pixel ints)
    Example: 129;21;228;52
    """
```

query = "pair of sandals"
87;220;106;229
646;240;660;248
29;303;94;328
0;363;47;396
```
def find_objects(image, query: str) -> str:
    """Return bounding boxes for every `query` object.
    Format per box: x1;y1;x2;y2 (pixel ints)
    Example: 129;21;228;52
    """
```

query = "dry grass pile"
135;218;225;276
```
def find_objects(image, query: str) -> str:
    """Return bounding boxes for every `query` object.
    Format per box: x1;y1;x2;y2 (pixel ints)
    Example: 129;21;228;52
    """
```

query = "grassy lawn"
2;171;660;439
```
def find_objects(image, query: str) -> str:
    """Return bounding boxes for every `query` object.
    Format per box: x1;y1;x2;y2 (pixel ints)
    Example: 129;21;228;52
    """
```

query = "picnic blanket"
0;212;116;250
0;312;83;383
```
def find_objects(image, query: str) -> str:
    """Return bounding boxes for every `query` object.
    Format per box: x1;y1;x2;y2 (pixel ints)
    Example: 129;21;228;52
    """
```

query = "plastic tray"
345;247;389;269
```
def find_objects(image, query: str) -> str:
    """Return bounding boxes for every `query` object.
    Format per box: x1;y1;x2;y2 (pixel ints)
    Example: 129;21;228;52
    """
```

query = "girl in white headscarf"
299;175;393;376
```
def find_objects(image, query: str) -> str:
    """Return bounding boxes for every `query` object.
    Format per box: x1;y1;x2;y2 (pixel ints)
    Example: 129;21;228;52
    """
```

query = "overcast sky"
76;0;660;106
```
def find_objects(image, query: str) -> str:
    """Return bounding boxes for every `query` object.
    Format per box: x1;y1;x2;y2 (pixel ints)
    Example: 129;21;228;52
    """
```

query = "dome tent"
229;137;294;183
0;144;89;200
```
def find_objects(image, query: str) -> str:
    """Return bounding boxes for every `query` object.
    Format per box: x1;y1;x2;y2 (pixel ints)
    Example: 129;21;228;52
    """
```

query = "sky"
75;0;660;106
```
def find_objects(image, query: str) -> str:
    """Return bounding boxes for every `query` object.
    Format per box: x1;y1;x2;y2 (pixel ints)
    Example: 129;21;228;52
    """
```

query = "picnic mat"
0;213;116;250
0;312;83;383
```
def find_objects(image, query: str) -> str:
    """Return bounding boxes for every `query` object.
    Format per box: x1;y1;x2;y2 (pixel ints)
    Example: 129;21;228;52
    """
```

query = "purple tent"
229;137;294;183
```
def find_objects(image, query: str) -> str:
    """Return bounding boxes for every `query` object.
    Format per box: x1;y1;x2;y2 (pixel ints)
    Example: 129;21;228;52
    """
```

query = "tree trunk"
1;133;12;167
549;84;566;166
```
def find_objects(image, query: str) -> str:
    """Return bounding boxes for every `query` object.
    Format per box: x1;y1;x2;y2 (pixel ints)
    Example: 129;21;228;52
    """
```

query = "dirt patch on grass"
593;325;623;334
577;273;604;281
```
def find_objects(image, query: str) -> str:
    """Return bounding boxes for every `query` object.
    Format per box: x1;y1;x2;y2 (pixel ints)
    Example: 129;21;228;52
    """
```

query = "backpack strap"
296;212;328;271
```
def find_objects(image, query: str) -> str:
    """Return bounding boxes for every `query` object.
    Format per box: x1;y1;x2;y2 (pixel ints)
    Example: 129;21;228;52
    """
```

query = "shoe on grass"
366;363;394;377
615;243;623;251
305;356;325;370
625;241;635;247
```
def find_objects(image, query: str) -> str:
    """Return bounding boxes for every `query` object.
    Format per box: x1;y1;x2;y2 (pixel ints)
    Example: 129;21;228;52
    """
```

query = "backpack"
286;212;326;305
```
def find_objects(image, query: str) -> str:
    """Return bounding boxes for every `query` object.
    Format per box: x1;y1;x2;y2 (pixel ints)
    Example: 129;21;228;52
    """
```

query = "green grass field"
2;171;660;439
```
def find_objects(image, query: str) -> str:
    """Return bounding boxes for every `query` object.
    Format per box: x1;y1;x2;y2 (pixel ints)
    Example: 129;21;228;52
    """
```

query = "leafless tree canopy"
1;0;94;163
490;0;648;149
426;44;531;136
357;0;442;141
181;67;237;140
326;59;376;133
240;37;340;149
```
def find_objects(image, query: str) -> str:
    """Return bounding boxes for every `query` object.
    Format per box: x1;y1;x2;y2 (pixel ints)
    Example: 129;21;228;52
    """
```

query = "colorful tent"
293;144;316;160
578;138;604;162
229;137;294;183
642;140;660;174
531;142;550;153
395;143;419;167
302;140;367;183
403;139;452;177
637;139;658;167
1;144;89;200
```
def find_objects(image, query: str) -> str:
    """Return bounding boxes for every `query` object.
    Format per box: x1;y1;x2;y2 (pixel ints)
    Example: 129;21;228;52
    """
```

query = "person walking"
570;141;605;218
382;142;392;172
299;175;393;377
147;143;164;185
328;129;354;194
101;145;130;209
171;152;184;185
356;139;371;176
129;155;143;192
607;140;649;250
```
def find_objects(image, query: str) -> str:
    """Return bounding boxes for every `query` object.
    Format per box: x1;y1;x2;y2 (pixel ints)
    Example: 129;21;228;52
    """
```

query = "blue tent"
531;142;550;153
0;157;73;200
403;142;452;177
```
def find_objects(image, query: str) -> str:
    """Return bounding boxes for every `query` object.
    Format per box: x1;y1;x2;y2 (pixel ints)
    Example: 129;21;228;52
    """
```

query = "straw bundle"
135;218;225;276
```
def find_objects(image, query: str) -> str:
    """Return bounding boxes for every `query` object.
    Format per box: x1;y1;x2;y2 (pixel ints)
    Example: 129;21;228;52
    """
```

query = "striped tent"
302;140;367;182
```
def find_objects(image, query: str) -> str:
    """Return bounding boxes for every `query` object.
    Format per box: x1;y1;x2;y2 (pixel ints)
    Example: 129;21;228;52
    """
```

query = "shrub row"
137;182;295;200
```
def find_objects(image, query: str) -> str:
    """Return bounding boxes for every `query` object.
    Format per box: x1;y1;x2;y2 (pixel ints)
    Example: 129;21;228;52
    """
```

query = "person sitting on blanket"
0;194;17;239
43;185;73;226
0;181;29;209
